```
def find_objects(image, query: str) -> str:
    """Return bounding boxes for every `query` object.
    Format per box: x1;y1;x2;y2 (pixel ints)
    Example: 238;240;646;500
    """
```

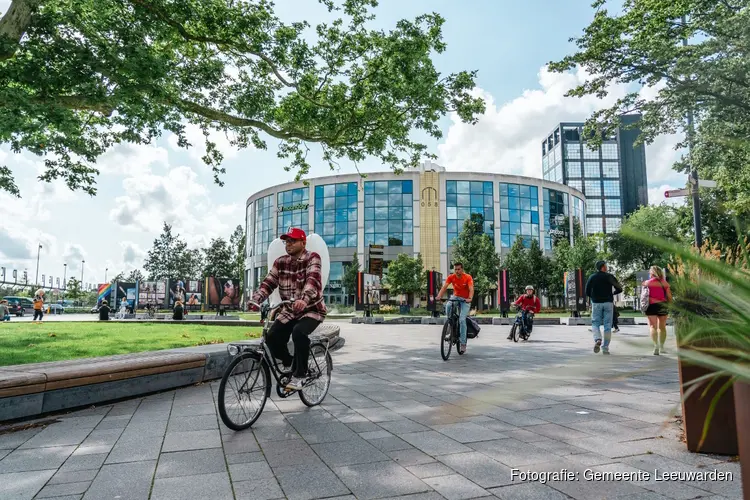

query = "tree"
230;225;246;290
675;189;750;250
0;0;484;198
202;237;234;278
125;269;145;283
549;1;750;210
451;216;500;307
342;252;360;300
607;205;684;273
383;253;423;298
501;236;531;297
143;223;202;279
65;277;81;301
526;239;551;296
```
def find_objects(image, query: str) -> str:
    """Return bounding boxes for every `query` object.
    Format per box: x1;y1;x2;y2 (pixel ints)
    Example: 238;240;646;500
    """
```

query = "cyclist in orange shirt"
436;262;474;354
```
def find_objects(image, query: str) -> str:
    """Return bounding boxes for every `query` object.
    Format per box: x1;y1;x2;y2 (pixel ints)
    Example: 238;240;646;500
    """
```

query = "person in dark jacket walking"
585;260;623;355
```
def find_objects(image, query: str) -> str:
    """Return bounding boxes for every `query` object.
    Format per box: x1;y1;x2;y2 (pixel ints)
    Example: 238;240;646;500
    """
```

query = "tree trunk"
0;0;42;60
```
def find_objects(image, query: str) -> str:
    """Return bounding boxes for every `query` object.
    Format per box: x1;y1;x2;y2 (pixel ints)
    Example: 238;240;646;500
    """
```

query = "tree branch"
0;0;42;60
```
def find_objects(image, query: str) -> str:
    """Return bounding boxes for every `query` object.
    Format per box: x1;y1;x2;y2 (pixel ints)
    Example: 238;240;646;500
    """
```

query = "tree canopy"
202;237;234;278
383;253;423;297
0;0;484;197
342;252;359;296
450;215;500;302
143;223;203;279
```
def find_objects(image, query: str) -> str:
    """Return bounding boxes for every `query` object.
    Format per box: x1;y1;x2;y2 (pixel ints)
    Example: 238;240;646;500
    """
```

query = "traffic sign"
699;180;717;188
665;188;689;198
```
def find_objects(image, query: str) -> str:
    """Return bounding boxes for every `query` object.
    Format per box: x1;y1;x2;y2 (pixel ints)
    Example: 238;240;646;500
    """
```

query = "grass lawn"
0;323;262;367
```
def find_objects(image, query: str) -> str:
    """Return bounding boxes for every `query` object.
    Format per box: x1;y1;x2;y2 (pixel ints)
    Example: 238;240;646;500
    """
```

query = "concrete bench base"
0;324;341;422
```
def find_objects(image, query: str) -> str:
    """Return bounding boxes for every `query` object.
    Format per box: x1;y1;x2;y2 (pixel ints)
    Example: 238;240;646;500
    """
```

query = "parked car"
46;304;65;314
90;305;99;313
2;296;34;317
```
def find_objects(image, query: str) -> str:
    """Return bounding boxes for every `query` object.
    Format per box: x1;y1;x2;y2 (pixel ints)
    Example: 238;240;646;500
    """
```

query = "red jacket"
514;294;541;313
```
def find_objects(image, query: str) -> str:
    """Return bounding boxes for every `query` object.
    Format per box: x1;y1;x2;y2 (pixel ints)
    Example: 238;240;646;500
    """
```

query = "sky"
0;0;687;288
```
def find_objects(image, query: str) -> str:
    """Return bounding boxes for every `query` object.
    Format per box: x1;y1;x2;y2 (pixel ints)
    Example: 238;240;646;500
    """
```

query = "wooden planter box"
734;381;750;499
678;356;738;455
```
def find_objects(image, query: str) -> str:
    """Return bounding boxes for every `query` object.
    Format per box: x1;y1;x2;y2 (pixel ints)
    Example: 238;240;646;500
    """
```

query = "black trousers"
267;317;321;377
33;310;43;321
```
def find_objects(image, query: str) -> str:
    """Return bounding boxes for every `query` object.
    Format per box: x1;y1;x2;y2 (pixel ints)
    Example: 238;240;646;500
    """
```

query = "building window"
572;196;586;237
499;183;539;248
246;203;254;258
585;180;602;196
364;180;413;246
553;144;561;164
567;161;582;178
543;188;569;250
253;266;267;290
315;182;357;248
563;127;581;142
324;261;347;302
602;162;620;178
254;195;274;256
604;198;622;215
602;180;621;197
277;187;309;236
587;199;602;216
583;161;600;178
606;217;622;232
587;217;604;234
564;143;581;161
568;180;583;192
446;181;494;246
601;143;619;160
583;146;600;160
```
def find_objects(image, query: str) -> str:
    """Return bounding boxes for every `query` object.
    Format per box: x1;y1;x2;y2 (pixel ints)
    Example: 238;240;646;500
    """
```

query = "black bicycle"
440;297;467;360
218;300;333;431
509;306;533;342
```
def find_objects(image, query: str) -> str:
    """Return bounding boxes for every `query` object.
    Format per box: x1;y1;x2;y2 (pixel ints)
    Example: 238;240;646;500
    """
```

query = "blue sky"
0;0;685;287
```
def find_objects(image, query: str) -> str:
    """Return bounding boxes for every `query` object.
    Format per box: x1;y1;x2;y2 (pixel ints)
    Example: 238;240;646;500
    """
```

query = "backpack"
639;286;650;314
466;316;481;338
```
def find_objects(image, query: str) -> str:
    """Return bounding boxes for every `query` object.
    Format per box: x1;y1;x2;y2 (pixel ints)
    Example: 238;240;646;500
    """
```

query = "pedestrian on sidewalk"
585;260;623;355
642;266;672;355
0;300;10;321
32;294;44;323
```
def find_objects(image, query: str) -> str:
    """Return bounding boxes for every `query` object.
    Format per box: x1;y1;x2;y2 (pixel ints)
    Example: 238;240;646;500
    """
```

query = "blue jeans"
445;299;470;344
1;314;10;321
591;302;614;349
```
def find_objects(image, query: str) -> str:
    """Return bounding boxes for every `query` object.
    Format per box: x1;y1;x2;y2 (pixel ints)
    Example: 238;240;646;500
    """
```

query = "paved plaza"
0;323;742;499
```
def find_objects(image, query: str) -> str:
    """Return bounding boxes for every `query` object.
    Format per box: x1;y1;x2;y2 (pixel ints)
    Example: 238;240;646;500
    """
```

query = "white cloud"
648;184;688;207
438;67;685;186
167;123;242;165
121;241;145;265
97;142;170;176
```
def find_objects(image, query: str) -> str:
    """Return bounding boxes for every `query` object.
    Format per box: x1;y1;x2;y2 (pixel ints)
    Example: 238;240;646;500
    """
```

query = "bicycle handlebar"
247;299;293;312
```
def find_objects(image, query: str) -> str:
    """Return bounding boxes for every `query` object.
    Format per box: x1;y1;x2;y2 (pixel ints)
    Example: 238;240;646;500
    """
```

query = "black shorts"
645;302;669;317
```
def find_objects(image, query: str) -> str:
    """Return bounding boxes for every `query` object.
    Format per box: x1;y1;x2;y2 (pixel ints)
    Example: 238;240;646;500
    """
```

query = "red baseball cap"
280;227;307;242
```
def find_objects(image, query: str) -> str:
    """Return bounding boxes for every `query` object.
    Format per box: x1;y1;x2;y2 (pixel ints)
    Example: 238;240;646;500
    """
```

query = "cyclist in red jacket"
507;285;541;339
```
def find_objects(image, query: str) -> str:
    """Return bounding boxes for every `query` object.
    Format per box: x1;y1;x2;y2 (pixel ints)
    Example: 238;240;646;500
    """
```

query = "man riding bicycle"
436;262;473;354
508;285;541;339
250;228;326;391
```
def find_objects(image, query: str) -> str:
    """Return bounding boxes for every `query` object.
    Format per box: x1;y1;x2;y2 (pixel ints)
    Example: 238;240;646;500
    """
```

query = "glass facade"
499;183;539;248
253;266;267;291
543;189;569;249
315;182;358;248
253;195;274;257
446;180;494;246
276;187;309;236
364;180;413;246
323;261;348;305
572;196;585;236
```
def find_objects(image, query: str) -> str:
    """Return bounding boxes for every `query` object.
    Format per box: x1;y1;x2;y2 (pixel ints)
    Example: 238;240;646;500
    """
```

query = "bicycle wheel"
299;343;333;407
441;321;453;361
218;353;270;431
510;323;519;342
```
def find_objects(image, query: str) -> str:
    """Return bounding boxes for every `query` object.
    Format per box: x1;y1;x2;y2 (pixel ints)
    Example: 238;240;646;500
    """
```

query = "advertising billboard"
206;277;241;309
169;279;203;310
355;272;381;312
138;280;167;308
113;282;137;311
426;271;443;312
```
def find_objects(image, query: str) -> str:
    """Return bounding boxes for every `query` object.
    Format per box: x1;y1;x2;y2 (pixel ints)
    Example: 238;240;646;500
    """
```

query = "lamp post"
62;263;67;300
81;260;85;285
105;268;108;282
682;15;703;249
35;244;42;286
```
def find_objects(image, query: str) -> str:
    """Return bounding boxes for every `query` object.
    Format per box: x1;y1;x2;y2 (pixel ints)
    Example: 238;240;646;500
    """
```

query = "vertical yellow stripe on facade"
419;171;441;272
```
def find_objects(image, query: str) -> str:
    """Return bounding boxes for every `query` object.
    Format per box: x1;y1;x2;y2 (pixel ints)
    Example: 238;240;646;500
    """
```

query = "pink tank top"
645;278;669;303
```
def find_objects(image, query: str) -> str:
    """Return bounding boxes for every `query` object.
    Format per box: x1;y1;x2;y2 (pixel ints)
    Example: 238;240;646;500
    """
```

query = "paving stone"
260;439;321;468
229;460;274;481
19;426;92;449
167;403;216;417
387;448;437;466
488;482;570;499
423;474;489;500
226;451;265;464
233;477;285;500
376;493;446;500
83;460;156;500
95;415;131;431
155;449;227;479
59;453;107;472
151;471;233;500
400;431;473;456
104;433;163;464
377;419;432;435
119;419;168;438
431;423;507;443
311;437;390;467
48;468;99;485
166;415;219;432
222;434;261;454
36;480;90;498
0;469;55;499
468;439;557;468
406;462;456;479
437;452;515;489
0;449;10;460
368;435;414;452
274;462;351;500
354;406;406;422
333;460;431;500
252;422;302;442
359;430;394;440
298;422;358;444
344;421;383;433
0;429;41;449
73;428;124;456
161;429;221;452
0;445;75;473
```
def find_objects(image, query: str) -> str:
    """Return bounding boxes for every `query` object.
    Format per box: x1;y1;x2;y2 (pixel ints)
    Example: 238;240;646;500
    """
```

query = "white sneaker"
286;377;306;391
659;345;667;354
653;347;660;356
613;327;620;333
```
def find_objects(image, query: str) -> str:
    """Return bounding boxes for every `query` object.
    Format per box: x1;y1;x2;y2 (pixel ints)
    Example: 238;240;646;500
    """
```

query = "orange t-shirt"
446;273;473;299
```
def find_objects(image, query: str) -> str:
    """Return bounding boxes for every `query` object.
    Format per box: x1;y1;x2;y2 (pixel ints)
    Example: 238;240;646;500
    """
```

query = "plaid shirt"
253;250;327;324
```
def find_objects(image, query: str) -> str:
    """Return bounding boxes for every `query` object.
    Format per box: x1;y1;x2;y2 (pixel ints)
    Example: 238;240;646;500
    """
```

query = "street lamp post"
105;268;108;282
81;260;85;286
682;15;703;249
62;263;67;300
35;244;42;286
